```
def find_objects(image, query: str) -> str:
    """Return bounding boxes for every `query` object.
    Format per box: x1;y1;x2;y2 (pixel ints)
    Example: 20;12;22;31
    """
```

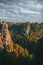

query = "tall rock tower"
26;24;30;34
2;22;11;51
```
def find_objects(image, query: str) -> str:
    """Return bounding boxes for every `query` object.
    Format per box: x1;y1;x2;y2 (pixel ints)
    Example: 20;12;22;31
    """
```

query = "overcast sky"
0;0;43;23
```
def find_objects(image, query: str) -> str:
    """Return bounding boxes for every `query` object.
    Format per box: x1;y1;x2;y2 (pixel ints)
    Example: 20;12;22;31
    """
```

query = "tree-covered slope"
0;21;43;65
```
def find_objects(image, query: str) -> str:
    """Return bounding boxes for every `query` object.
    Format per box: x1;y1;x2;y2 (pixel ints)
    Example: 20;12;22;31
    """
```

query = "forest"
0;22;43;65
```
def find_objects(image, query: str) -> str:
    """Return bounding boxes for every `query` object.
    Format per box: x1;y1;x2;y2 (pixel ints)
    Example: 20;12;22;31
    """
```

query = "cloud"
0;16;9;19
20;8;40;14
36;4;43;9
19;1;43;10
18;2;25;6
0;0;14;4
0;0;43;23
37;0;43;5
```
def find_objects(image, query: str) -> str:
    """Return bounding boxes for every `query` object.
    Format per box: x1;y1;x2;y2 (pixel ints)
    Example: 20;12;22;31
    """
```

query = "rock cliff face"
26;24;30;34
0;22;12;52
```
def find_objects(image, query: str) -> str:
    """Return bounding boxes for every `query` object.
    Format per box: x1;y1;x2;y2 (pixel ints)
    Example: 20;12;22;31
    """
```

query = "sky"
0;0;43;23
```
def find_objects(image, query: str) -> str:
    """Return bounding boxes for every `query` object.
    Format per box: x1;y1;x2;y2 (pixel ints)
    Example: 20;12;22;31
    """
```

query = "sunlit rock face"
0;22;12;52
2;22;11;46
0;33;4;48
26;24;30;34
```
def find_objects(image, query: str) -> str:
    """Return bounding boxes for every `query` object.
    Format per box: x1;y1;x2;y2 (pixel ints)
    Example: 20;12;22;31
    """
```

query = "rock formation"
26;24;30;34
0;22;13;52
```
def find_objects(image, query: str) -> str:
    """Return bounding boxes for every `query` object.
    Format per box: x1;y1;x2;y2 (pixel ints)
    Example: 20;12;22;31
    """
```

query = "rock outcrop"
0;22;13;52
26;24;30;34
